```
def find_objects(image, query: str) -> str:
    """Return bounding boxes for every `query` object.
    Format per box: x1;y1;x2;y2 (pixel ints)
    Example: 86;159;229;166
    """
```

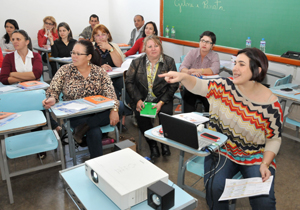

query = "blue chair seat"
100;124;115;133
5;130;58;159
286;117;300;128
174;92;182;100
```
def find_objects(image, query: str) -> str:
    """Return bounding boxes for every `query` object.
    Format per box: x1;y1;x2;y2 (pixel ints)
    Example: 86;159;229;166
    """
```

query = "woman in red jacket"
124;21;158;57
0;30;42;84
37;16;58;49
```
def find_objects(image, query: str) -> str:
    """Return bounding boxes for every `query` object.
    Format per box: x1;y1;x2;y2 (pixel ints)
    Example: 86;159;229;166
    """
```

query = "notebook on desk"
160;113;222;150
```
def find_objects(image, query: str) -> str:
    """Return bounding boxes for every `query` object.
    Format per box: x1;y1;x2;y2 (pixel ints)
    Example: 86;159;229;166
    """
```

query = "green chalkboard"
163;0;300;55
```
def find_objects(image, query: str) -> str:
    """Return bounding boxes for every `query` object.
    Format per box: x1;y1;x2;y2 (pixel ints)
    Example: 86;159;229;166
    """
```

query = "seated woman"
0;30;61;159
0;30;42;84
90;24;129;130
125;35;179;160
37;16;58;48
159;48;282;210
179;31;220;112
43;40;123;159
0;19;19;52
49;22;76;76
124;21;158;57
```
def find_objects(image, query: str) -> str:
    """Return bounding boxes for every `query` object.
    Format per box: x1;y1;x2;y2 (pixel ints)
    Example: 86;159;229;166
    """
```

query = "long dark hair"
11;30;32;51
57;22;73;41
4;19;19;44
142;21;158;38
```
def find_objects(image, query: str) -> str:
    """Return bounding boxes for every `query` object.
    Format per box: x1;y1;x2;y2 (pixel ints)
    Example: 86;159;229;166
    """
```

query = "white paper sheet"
219;176;273;201
61;102;92;110
0;86;19;93
127;53;145;58
172;113;209;125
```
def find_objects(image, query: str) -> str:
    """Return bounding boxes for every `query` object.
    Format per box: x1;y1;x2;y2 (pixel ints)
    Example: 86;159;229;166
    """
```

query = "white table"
144;126;228;186
51;99;115;165
60;164;198;210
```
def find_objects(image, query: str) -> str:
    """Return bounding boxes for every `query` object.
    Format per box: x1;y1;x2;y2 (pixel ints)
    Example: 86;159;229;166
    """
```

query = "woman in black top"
90;24;131;131
49;22;76;76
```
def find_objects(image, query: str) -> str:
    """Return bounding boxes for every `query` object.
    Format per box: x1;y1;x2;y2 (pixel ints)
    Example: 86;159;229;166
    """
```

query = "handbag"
287;103;300;122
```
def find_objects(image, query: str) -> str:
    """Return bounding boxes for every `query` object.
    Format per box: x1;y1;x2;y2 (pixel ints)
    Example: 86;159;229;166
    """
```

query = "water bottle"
246;37;251;48
102;138;114;145
165;25;170;38
260;38;266;53
171;26;176;39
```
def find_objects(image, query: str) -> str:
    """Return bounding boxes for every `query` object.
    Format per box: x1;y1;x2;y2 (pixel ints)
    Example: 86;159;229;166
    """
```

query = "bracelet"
261;161;269;168
159;101;164;105
201;68;204;74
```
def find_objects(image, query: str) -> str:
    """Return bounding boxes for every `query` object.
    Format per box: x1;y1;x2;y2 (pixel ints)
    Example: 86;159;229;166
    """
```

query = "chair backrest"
274;74;292;87
176;63;181;72
122;70;131;109
180;55;186;62
0;89;45;112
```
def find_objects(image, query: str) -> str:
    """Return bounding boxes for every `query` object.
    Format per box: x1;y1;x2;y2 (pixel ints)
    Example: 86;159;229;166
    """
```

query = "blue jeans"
70;102;124;159
204;154;276;210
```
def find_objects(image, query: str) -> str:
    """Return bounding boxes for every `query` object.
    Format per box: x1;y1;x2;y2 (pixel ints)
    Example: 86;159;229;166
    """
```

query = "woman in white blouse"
0;19;19;52
0;29;42;84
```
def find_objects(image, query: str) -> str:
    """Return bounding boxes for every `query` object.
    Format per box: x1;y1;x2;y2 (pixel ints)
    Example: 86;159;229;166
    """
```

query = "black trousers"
181;88;209;113
134;101;173;149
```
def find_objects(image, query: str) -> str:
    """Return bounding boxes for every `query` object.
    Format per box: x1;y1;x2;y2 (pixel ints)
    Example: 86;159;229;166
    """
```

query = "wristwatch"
111;108;118;112
109;47;114;52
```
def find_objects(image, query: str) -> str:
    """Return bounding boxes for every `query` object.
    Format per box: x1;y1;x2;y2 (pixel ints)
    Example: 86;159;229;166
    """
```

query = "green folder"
140;102;157;118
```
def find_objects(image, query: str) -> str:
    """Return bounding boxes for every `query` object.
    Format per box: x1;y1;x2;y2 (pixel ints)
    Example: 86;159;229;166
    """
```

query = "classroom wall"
0;0;110;45
107;0;160;44
1;0;299;86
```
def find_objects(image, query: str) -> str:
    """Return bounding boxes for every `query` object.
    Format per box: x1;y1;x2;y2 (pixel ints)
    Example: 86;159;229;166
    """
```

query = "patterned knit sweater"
190;77;283;169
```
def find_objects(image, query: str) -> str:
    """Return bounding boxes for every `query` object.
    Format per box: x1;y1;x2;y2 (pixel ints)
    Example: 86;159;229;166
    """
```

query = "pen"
294;92;300;95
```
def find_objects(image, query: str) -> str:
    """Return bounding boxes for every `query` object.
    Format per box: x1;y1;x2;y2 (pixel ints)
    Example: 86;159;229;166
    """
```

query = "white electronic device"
85;148;169;210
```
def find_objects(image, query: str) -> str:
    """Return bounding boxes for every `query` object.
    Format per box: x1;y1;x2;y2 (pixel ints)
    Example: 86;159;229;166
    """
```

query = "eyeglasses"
45;22;54;26
70;51;88;56
200;39;213;45
94;34;107;38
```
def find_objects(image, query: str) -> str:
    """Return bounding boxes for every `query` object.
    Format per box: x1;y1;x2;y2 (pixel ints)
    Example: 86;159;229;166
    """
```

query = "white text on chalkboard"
174;0;225;13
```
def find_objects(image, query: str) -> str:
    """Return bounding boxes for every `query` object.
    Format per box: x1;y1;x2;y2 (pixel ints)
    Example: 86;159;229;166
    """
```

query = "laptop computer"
159;113;221;150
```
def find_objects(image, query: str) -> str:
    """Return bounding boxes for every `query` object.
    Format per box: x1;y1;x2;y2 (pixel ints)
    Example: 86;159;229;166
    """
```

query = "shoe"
37;152;47;160
161;144;171;156
131;115;138;127
117;122;128;132
72;123;89;144
150;145;160;159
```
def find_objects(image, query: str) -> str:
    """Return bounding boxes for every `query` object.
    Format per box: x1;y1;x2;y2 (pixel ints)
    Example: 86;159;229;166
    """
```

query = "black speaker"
147;180;174;210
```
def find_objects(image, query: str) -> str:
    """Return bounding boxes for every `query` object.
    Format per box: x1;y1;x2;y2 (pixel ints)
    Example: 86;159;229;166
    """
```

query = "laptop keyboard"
197;135;214;150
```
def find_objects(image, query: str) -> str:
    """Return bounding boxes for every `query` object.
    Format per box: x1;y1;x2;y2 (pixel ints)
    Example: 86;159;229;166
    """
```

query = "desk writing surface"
145;126;227;157
0;81;49;94
33;46;51;53
51;99;115;119
270;84;300;102
60;164;197;210
0;110;46;135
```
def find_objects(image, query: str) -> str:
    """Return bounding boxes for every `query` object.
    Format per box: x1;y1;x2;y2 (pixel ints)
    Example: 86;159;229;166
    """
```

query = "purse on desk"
281;51;300;60
287;103;300;122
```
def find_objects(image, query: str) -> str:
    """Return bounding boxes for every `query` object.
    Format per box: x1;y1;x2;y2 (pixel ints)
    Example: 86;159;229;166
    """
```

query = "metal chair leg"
2;140;14;204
